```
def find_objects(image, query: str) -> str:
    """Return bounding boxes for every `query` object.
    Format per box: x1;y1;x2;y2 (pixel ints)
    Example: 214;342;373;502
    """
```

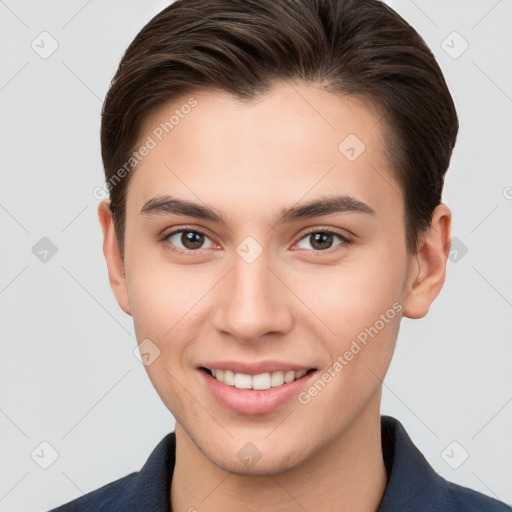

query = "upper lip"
198;360;316;375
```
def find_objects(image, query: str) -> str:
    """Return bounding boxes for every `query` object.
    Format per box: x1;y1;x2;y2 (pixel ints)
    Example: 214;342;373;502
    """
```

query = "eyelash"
295;227;353;256
160;226;353;257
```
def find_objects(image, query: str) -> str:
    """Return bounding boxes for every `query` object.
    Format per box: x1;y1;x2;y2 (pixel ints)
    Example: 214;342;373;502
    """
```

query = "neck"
170;399;387;512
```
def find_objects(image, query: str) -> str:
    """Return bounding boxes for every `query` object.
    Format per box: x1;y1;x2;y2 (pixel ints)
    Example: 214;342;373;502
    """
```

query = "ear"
402;203;452;319
98;200;132;316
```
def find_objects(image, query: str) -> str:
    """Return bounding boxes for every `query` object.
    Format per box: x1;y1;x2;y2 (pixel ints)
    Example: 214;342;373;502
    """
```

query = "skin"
98;82;451;512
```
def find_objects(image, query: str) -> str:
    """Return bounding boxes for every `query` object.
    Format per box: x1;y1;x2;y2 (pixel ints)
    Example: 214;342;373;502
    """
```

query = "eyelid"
160;225;354;255
160;225;218;255
292;226;353;252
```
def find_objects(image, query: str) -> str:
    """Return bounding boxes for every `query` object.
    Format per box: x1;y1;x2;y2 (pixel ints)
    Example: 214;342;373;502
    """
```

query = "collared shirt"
48;415;511;511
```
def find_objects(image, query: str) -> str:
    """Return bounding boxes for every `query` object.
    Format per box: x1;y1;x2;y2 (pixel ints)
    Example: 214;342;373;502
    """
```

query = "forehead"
127;82;402;226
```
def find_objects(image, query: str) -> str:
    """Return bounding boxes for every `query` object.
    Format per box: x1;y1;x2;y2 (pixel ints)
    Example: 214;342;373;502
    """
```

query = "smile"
202;367;315;390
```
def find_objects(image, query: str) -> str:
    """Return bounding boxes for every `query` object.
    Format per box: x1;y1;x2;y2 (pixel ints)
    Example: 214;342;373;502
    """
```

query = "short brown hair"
100;0;458;255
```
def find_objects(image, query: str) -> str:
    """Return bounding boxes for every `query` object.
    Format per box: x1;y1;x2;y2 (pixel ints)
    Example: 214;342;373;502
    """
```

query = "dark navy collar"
377;415;445;511
134;429;176;512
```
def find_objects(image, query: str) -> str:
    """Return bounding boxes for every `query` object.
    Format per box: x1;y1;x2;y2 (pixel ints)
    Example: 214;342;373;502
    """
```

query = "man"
49;0;511;510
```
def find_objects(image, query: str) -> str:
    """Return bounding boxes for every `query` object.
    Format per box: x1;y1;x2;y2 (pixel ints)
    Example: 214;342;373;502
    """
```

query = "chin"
213;448;307;477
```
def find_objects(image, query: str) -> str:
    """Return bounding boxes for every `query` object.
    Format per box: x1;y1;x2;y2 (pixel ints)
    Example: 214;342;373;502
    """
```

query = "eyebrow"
140;194;375;225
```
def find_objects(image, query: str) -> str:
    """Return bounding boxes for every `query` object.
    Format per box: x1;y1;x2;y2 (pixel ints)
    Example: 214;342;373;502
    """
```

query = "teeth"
234;372;252;389
208;368;310;390
224;370;235;386
270;371;284;387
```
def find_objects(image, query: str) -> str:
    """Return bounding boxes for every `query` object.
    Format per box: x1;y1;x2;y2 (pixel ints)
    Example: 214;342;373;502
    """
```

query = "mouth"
198;364;319;415
196;360;320;415
200;367;317;391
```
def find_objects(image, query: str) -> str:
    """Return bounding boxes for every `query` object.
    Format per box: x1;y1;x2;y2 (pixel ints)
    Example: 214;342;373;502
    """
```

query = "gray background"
1;1;511;511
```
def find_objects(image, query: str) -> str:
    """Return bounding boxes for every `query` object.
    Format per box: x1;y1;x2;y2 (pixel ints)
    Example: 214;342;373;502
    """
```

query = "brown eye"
165;229;214;252
296;230;349;252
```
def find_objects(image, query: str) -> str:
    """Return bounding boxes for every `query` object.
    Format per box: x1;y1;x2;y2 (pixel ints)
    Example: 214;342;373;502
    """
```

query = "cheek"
129;275;185;336
294;248;406;333
293;247;405;397
125;261;204;411
125;253;217;361
333;253;405;385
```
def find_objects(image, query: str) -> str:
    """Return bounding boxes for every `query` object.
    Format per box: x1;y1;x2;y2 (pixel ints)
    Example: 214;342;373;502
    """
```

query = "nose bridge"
213;246;292;341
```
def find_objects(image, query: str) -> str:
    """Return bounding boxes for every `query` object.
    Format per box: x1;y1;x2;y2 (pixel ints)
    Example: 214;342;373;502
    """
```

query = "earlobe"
402;203;452;319
97;200;132;316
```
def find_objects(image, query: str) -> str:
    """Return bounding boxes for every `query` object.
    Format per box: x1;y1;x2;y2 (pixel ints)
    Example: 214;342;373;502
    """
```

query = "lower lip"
198;369;317;415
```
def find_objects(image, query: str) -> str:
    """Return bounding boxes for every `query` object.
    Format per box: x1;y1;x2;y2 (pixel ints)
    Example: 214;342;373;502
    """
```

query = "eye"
161;227;351;255
164;228;216;253
295;229;351;252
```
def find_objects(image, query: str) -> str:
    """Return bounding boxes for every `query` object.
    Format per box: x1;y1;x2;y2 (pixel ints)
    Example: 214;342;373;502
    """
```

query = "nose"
212;250;293;343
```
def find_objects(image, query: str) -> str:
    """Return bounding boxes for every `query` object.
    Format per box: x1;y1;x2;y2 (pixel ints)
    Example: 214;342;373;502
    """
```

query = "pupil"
182;231;204;249
311;232;332;250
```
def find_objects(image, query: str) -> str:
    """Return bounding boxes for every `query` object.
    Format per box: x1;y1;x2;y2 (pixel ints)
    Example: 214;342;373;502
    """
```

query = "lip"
197;360;315;375
198;366;318;415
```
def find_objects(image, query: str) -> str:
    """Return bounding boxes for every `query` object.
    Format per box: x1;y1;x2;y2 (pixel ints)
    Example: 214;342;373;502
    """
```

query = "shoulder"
444;480;512;512
378;416;511;512
46;471;138;512
45;431;176;512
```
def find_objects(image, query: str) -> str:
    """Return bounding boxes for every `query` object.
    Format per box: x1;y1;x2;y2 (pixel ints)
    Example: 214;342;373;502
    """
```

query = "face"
100;82;447;475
